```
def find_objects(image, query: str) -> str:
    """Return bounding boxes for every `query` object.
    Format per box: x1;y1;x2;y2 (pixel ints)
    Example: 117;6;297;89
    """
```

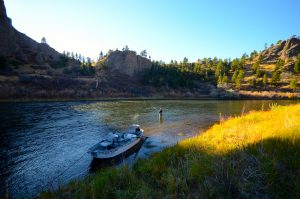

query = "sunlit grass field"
41;104;300;199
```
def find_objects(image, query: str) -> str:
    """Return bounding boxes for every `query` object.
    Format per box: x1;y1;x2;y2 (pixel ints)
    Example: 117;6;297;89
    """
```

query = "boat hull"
91;136;146;163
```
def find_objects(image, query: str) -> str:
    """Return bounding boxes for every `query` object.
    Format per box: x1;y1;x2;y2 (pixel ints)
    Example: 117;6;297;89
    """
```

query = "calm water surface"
0;100;298;197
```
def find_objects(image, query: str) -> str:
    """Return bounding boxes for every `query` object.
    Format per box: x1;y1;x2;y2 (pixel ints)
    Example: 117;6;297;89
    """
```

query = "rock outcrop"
261;37;300;62
104;50;152;77
0;0;60;64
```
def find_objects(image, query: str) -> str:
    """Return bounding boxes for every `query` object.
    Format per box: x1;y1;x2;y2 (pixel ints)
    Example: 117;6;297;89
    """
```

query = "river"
0;100;298;197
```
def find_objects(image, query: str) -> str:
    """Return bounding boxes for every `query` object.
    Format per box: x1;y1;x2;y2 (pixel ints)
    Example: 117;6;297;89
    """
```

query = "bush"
290;79;297;90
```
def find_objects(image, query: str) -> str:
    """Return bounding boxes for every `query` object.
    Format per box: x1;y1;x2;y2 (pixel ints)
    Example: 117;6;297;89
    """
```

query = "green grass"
40;104;300;199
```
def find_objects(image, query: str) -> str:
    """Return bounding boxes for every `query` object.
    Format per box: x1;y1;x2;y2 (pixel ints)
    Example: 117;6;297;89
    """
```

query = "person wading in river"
159;108;163;123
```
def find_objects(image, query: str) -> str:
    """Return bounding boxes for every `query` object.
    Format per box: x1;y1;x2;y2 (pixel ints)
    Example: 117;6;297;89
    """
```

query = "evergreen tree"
276;59;285;69
252;62;260;74
250;77;256;88
295;61;300;73
215;60;223;77
290;79;297;91
271;70;281;85
231;59;240;71
183;57;188;64
232;70;238;82
277;40;282;45
235;70;245;87
263;73;268;88
99;51;104;59
222;75;228;85
41;37;47;44
256;67;262;77
122;45;129;51
217;74;223;85
140;50;147;57
250;50;258;61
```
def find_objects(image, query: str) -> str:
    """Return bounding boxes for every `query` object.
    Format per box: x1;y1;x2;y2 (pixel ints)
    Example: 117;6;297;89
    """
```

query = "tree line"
141;51;300;91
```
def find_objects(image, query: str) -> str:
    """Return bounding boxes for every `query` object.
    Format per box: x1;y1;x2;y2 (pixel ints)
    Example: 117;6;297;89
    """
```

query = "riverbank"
40;103;300;199
1;92;300;103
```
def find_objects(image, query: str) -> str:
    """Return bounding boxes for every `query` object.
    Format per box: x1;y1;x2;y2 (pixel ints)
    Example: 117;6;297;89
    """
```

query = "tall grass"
40;104;300;199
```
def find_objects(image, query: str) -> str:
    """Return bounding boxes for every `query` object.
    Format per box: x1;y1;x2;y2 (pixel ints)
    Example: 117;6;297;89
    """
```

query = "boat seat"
100;140;112;147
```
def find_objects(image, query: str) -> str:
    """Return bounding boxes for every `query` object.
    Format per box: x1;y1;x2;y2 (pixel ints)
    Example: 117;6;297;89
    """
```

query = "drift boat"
88;124;145;160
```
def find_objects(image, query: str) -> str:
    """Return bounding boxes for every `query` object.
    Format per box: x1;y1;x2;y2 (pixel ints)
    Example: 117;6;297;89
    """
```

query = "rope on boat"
42;151;87;191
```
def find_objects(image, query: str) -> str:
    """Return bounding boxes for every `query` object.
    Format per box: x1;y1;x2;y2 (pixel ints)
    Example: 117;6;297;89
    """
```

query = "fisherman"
135;126;140;132
159;108;163;117
135;126;141;136
159;108;163;123
158;108;162;117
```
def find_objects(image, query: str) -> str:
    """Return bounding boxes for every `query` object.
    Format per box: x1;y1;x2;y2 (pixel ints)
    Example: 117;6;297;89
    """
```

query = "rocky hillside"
0;0;164;100
0;0;60;65
260;38;300;63
225;37;300;99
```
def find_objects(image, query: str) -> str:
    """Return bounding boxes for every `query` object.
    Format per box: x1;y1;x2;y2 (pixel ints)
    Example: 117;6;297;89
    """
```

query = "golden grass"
262;64;276;71
180;103;300;153
239;90;300;98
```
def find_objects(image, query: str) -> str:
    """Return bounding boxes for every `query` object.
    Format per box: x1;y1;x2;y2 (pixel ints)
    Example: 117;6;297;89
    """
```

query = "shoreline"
1;95;300;103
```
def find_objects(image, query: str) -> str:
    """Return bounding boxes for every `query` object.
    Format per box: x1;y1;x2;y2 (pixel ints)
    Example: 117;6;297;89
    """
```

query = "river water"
0;100;298;197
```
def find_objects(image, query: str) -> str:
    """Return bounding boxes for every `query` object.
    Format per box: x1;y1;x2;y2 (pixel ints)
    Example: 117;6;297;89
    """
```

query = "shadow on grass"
40;137;300;199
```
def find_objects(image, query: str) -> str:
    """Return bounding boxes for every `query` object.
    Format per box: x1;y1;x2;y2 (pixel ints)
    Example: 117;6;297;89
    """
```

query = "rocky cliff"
0;0;60;64
261;37;300;62
104;50;152;77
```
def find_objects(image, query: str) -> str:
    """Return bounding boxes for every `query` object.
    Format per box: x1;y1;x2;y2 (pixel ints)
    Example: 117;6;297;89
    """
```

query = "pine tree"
232;70;238;82
271;70;281;85
217;74;223;85
41;37;47;44
290;79;297;91
294;61;300;73
263;73;268;88
222;75;228;85
215;60;223;77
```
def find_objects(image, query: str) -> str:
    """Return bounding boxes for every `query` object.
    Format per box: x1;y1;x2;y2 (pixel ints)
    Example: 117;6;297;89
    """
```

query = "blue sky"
5;0;300;62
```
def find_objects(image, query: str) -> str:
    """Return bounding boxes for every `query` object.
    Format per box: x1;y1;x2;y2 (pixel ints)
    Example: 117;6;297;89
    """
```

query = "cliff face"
104;50;152;77
0;0;60;64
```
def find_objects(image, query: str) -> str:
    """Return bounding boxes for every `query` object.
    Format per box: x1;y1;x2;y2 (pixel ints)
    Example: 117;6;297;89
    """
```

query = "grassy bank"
41;104;300;199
